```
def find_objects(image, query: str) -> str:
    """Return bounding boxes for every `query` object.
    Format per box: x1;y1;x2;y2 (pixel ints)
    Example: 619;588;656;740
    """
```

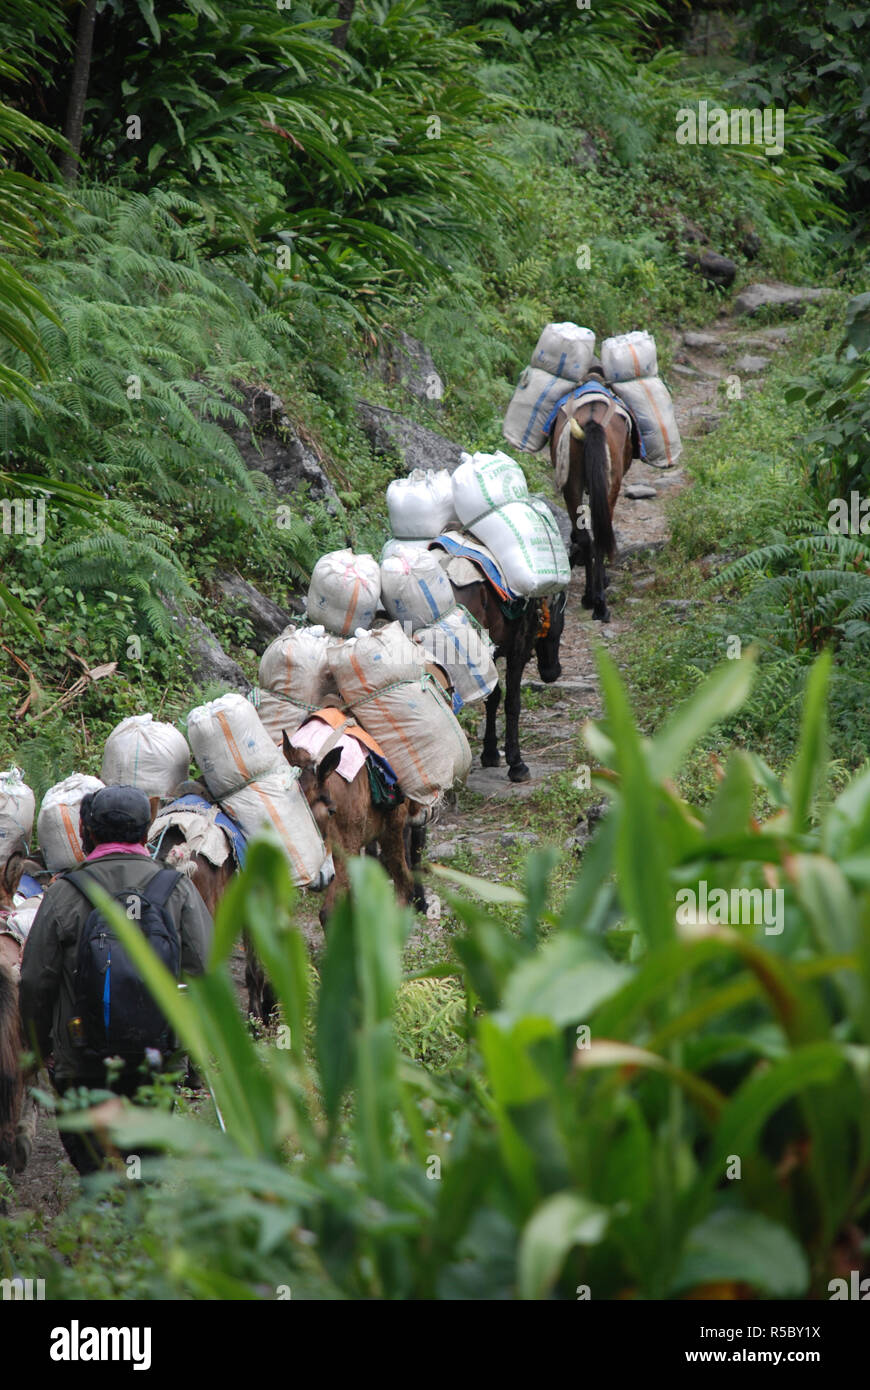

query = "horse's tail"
0;962;23;1167
583;418;615;561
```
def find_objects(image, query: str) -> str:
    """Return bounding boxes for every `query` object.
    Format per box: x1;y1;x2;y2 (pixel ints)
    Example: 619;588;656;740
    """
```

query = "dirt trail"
5;311;791;1220
424;314;793;882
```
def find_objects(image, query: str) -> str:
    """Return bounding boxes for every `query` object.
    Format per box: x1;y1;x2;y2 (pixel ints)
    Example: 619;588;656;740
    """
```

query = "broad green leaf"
430;863;525;905
649;656;756;781
669;1209;809;1297
703;751;756;841
518;1192;608;1300
786;650;832;833
501;932;630;1028
595;648;675;949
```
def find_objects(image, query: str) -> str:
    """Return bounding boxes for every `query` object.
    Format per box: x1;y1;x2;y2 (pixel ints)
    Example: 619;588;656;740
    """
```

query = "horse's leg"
571;527;594;609
504;645;530;782
406;818;428;913
379;804;417;908
591;539;610;622
481;682;501;767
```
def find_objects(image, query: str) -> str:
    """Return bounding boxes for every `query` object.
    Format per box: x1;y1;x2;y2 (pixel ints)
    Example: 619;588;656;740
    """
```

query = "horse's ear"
317;747;342;783
2;848;25;900
282;729;294;762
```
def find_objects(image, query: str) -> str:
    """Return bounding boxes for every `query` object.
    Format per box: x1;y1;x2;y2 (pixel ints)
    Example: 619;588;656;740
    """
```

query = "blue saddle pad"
429;533;518;600
155;793;248;869
541;380;646;459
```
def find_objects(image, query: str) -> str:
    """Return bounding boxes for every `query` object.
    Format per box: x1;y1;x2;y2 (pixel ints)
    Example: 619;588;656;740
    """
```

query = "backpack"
66;865;182;1070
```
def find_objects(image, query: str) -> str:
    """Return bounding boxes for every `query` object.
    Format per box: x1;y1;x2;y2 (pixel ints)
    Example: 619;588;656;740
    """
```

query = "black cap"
81;785;152;845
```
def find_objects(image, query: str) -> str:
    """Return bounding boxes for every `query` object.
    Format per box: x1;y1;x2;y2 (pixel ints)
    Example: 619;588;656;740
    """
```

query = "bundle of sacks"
384;468;457;550
0;766;35;866
451;450;570;597
38;773;105;871
101;713;190;799
306;549;380;636
378;542;498;707
249;623;340;745
186;692;332;888
504;323;597;454
327;622;471;807
601;330;682;468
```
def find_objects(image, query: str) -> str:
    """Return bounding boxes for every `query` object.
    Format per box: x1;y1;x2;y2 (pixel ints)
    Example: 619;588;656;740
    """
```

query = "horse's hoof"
481;750;501;768
594;609;610;623
508;763;531;783
12;1134;31;1173
581;594;593;610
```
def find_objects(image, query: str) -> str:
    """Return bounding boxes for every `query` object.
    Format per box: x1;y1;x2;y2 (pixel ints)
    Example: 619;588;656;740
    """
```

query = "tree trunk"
60;0;98;185
332;0;356;50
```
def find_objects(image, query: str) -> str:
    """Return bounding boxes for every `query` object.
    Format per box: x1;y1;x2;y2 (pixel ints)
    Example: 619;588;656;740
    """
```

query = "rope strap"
248;687;320;714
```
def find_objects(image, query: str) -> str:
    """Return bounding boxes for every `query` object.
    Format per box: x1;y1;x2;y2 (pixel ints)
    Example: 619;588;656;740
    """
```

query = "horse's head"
282;732;340;840
535;591;566;683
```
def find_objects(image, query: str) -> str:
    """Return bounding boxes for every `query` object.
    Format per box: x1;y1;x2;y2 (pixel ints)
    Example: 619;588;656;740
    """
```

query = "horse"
549;372;635;622
282;729;426;926
0;847;41;1174
447;577;566;783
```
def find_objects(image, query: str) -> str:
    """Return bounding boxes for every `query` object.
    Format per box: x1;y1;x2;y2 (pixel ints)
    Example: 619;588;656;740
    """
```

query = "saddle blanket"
149;794;247;869
542;380;646;463
289;716;367;783
428;531;517;601
297;708;400;794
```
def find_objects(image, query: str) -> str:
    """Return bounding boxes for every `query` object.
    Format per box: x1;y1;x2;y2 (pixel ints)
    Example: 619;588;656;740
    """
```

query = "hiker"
19;784;213;1175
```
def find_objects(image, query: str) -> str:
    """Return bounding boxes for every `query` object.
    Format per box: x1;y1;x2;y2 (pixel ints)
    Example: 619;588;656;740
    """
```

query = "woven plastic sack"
503;366;575;454
451;452;570;596
101;714;190;798
415;606;498;706
306;549;380;636
612;376;682;467
187;693;281;799
601;330;658;382
251;624;340;745
38;773;105;871
223;766;332;889
327;622;471;805
380;544;455;631
531;323;596;382
0;768;35;864
386;468;457;540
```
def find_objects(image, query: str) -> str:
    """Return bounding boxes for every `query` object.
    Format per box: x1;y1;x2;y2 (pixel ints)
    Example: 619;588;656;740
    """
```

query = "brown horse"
448;579;566;783
549;374;634;622
282;731;423;925
0;849;40;1173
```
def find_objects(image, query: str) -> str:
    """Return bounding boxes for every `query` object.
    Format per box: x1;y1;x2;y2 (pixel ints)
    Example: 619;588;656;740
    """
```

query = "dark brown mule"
0;849;38;1173
282;732;422;926
448;579;566;783
549;375;633;622
149;780;294;1023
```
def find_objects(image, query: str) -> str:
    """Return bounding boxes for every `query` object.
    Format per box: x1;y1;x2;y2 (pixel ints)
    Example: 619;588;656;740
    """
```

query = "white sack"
531;323;596;382
415;606;498;707
612;375;682;467
380;545;455;631
252;624;340;744
601;330;658;382
328;622;471;806
451;452;571;597
101;714;190;797
223;765;331;889
306;549;380;636
187;693;280;799
38;773;105;871
380;537;431;562
503;366;576;454
386;469;457;540
0;768;35;863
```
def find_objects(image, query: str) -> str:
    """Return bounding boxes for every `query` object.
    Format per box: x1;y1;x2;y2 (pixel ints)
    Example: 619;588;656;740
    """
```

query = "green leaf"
430;863;525;905
786;650;832;833
649;656;755;781
669;1210;810;1297
518;1192;608;1300
501;933;630;1028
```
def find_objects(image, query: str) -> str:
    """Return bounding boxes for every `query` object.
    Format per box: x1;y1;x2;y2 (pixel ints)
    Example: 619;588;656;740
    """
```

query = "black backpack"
66;866;182;1070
